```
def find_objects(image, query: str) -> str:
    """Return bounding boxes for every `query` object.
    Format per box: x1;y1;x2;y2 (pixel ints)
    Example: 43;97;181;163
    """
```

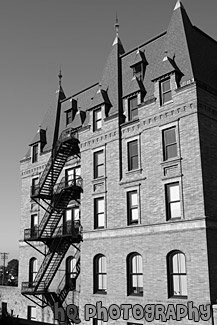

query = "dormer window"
66;109;73;125
32;144;39;163
133;63;143;81
128;95;138;121
160;78;172;105
93;108;102;131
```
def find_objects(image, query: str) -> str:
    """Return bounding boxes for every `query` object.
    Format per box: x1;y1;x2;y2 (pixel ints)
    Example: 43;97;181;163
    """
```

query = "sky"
0;0;216;262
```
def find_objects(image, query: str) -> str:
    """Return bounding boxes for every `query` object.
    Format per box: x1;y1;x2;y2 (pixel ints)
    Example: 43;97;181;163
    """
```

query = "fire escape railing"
21;127;82;324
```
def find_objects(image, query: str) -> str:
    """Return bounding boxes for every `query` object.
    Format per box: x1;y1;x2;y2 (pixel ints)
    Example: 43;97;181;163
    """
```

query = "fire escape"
21;127;82;323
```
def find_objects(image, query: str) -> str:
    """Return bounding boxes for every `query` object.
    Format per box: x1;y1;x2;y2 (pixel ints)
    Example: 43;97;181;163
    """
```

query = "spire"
58;67;62;88
52;68;66;148
161;0;194;83
115;13;119;37
112;14;124;49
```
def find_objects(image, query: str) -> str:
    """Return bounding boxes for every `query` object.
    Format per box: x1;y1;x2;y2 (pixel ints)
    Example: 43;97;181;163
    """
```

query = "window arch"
29;258;37;286
167;250;187;298
127;252;143;296
93;254;107;294
66;256;77;289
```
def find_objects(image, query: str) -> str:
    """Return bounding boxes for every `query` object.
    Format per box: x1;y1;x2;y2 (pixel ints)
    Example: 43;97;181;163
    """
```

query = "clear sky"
0;0;216;262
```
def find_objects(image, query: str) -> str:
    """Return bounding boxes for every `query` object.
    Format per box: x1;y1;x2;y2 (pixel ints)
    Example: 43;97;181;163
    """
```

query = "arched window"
29;258;37;286
167;250;187;298
93;254;107;294
66;256;77;289
127;253;143;296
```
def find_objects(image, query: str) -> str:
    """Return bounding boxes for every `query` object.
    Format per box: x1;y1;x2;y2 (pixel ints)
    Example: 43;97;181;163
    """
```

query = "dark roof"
124;76;146;97
22;1;217;160
152;56;183;81
90;88;111;109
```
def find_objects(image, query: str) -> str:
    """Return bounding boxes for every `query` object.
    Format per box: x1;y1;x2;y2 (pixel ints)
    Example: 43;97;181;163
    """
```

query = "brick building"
1;1;217;324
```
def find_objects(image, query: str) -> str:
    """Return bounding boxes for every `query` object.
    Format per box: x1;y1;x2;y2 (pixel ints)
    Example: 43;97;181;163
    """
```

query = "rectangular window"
94;197;105;229
166;182;181;219
31;177;39;196
128;96;138;121
160;78;172;105
27;306;36;320
128;140;139;171
65;166;81;186
2;302;7;316
127;191;138;225
93;108;102;131
163;127;177;160
133;63;143;80
31;214;38;238
94;150;104;178
66;109;73;125
32;144;38;163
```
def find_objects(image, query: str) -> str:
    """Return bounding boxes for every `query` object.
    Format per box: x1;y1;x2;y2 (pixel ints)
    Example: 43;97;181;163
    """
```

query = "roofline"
121;31;167;58
193;25;217;46
61;82;99;103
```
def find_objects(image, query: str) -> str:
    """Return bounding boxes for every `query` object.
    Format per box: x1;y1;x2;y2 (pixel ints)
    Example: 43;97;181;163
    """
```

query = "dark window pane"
94;109;102;131
129;96;137;109
166;144;177;159
131;107;138;119
129;96;138;120
131;156;139;170
128;140;139;171
163;91;172;103
162;79;171;92
163;128;177;160
164;128;176;145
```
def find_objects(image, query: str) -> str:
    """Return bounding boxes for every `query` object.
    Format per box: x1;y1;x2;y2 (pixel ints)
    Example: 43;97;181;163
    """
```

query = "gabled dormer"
152;55;183;106
64;98;77;126
29;127;46;163
130;49;148;81
90;86;111;132
123;76;146;122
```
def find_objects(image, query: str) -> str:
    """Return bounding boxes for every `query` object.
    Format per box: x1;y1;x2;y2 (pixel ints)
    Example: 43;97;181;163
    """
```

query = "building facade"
1;1;217;324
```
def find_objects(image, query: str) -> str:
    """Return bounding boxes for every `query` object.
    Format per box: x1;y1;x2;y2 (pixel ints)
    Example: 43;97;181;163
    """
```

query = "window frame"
31;177;39;196
133;62;144;81
27;306;36;320
128;95;138;121
29;258;37;287
32;144;39;163
162;127;178;161
93;108;102;131
127;190;139;225
30;214;38;238
127;253;143;296
167;251;187;299
94;197;105;229
93;254;107;294
93;150;104;179
165;182;181;220
160;77;172;105
65;166;81;187
66;109;73;125
127;139;139;171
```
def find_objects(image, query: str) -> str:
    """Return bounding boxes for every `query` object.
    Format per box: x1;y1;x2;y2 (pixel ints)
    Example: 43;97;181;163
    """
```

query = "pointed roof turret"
98;17;125;116
52;69;66;148
112;15;125;53
174;0;184;11
157;0;195;83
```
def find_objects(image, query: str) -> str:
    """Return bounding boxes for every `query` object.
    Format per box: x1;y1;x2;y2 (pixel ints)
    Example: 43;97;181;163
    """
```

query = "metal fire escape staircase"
21;127;82;322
